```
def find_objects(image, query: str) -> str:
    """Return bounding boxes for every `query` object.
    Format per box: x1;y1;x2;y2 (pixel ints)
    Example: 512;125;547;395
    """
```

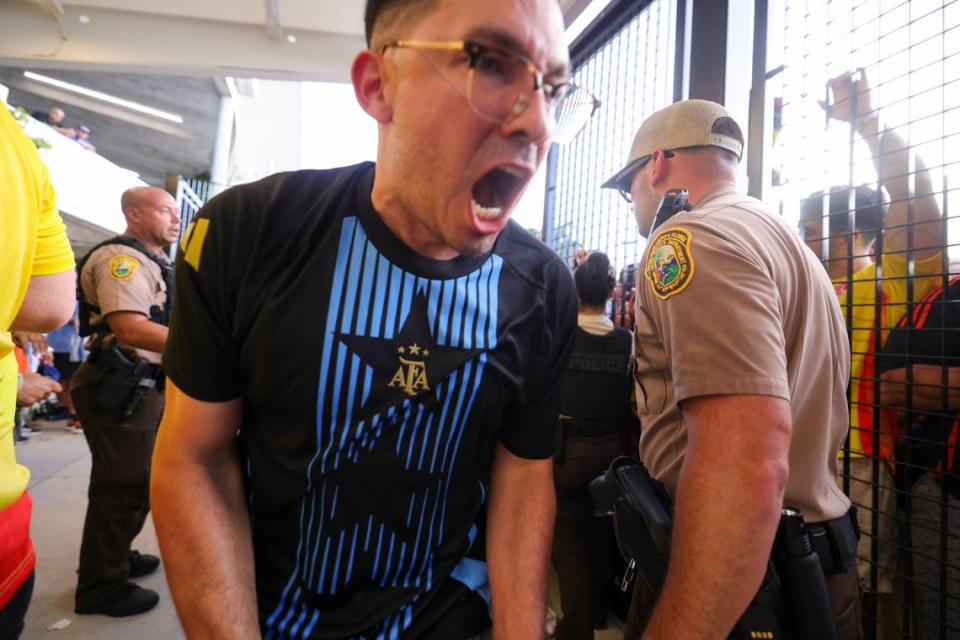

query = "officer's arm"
106;311;169;353
11;270;76;333
487;444;555;640
151;381;259;639
644;394;791;640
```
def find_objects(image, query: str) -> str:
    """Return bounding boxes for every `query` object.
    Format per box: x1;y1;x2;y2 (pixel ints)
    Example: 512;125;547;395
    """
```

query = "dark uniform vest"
76;235;175;337
559;325;633;436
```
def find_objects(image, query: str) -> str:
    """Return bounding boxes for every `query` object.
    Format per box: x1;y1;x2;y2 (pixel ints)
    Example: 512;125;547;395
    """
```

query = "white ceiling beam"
264;0;282;39
6;76;192;138
0;2;362;83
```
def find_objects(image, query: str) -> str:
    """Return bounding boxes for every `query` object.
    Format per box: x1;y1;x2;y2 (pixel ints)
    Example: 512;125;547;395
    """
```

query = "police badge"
644;227;694;300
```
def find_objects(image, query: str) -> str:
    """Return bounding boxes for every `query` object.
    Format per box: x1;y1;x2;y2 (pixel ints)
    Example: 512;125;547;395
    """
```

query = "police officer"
72;186;179;617
552;251;634;640
602;101;861;639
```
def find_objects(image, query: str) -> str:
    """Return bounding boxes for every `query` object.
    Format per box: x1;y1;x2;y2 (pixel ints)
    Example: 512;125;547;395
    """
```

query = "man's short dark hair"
800;185;883;238
574;252;616;307
365;0;437;46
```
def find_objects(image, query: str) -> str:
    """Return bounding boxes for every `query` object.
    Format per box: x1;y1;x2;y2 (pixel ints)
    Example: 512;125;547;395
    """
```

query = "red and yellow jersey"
836;252;943;461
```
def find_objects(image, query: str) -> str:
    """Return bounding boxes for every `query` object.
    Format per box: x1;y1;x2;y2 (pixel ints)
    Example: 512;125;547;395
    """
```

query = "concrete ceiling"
0;0;367;82
0;66;220;186
0;0;595;186
0;0;591;82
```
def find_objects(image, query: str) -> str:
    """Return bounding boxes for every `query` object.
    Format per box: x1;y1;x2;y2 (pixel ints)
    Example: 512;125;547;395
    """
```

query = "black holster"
589;457;836;640
90;343;162;417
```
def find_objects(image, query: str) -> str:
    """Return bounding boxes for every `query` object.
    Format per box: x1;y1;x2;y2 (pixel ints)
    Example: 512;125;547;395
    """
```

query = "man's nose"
500;88;553;145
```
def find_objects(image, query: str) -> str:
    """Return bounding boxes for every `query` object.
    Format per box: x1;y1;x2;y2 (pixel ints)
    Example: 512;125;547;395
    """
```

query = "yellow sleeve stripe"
184;218;210;272
179;220;195;253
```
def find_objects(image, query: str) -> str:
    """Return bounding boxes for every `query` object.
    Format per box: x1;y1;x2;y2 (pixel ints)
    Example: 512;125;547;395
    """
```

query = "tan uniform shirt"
633;188;851;523
81;241;169;364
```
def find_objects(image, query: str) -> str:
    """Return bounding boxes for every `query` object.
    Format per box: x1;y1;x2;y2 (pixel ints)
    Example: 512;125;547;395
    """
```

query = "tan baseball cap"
601;99;744;192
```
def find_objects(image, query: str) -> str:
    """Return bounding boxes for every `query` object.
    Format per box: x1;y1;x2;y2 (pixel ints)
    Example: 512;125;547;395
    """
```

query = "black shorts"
53;352;80;379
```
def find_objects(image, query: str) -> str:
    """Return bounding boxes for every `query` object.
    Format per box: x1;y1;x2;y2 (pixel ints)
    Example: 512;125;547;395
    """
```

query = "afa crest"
389;343;431;397
108;255;139;281
645;227;694;300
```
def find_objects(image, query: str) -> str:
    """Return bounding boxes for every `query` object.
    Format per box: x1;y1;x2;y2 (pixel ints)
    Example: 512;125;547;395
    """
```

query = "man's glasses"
380;39;600;144
615;150;675;203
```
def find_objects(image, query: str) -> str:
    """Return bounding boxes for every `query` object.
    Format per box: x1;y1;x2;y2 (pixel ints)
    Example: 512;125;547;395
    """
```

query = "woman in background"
552;251;636;639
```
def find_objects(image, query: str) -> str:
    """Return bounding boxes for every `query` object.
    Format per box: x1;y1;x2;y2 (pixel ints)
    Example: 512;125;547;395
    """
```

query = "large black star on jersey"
336;291;484;423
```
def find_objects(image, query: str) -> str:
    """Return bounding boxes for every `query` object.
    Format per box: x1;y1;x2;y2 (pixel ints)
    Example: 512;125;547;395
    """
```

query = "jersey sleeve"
31;160;74;276
640;223;789;402
163;187;255;401
498;259;578;459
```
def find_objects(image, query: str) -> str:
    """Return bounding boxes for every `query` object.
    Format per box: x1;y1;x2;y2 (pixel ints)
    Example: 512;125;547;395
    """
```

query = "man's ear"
352;50;393;124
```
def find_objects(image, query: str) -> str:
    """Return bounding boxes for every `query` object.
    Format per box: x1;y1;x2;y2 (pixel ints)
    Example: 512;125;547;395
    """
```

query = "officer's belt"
806;506;859;576
558;414;619;438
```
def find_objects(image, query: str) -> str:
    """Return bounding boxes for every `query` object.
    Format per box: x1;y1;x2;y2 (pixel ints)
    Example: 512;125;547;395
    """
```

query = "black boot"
129;550;160;578
75;583;159;617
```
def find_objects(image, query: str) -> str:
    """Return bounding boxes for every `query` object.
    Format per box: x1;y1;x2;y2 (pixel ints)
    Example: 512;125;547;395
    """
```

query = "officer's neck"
122;228;162;257
686;178;739;209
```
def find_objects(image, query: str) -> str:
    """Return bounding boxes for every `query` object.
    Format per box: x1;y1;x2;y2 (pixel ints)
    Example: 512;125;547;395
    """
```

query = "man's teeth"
500;166;525;179
471;199;503;220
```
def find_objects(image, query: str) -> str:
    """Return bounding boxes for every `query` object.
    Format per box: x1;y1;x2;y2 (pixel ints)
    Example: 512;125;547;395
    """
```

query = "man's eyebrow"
464;26;570;78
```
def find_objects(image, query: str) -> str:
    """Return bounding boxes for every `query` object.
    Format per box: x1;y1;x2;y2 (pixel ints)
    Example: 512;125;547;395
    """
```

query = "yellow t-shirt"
836;252;943;461
0;106;75;510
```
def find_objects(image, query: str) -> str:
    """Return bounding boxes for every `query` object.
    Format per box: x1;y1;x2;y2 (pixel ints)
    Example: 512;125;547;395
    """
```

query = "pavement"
15;419;182;640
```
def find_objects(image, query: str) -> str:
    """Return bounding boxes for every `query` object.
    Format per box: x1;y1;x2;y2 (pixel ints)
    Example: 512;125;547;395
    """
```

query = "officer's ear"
649;149;671;186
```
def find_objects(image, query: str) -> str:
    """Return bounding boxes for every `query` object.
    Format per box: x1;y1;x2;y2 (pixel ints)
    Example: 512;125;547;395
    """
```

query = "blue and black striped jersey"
164;163;577;639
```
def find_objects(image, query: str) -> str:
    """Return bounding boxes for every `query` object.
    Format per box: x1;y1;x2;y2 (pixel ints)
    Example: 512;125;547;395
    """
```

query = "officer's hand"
820;68;874;123
12;331;49;354
17;372;62;406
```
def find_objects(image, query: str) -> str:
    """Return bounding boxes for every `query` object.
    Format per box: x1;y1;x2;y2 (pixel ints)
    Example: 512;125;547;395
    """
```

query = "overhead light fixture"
23;71;185;124
287;34;297;44
78;14;90;24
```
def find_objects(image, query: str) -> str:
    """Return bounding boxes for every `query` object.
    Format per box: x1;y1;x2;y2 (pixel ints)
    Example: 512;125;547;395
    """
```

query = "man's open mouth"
471;166;528;220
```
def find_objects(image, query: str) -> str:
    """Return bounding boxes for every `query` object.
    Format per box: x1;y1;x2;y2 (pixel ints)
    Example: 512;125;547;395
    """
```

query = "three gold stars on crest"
397;343;430;357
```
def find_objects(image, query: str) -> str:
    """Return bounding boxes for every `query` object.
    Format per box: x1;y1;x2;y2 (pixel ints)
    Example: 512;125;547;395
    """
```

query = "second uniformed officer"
73;186;179;617
602;101;861;639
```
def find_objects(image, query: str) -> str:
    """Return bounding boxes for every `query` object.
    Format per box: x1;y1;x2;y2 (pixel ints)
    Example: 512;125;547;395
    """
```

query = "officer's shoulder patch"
644;226;695;300
108;254;139;281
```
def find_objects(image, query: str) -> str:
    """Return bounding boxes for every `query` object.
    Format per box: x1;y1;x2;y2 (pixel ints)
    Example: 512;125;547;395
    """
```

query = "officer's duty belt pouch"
805;507;859;576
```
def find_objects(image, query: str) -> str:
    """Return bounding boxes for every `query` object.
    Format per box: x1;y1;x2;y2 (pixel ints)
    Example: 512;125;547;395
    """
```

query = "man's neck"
123;229;161;256
828;255;872;281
